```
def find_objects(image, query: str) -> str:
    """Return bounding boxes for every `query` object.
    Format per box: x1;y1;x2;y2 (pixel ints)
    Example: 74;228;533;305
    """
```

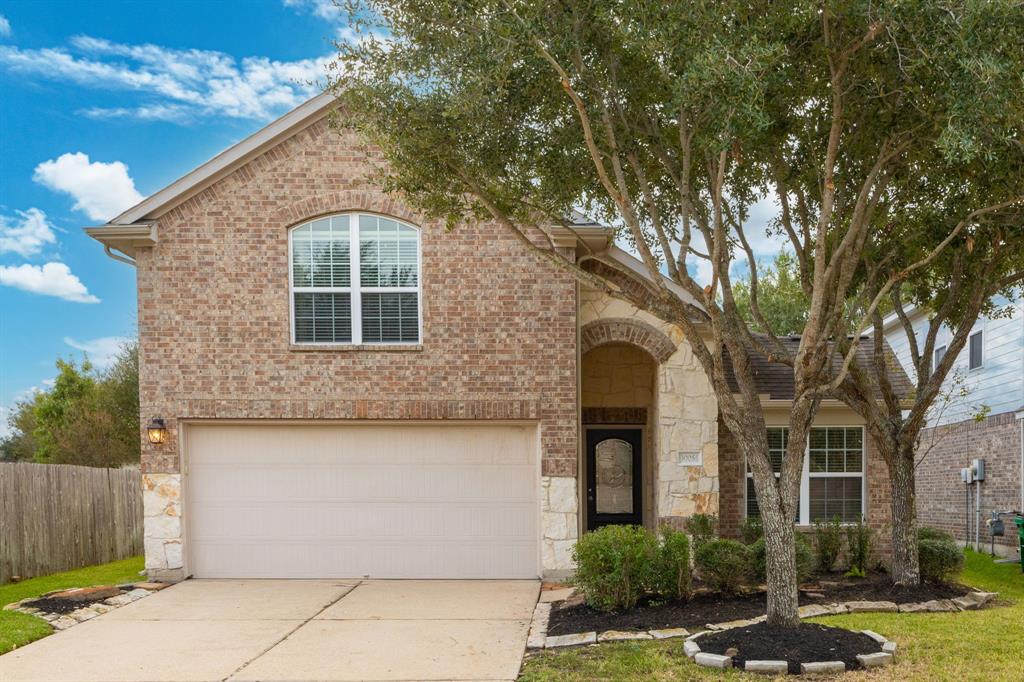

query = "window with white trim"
746;426;865;524
968;330;983;370
933;344;947;375
289;214;420;345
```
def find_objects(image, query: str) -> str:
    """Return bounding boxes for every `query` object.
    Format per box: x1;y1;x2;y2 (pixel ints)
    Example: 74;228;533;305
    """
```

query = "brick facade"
917;411;1022;553
136;118;578;478
134;118;580;578
128;102;910;581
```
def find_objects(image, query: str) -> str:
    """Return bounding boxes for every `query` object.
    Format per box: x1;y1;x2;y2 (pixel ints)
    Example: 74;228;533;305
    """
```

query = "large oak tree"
330;0;1024;624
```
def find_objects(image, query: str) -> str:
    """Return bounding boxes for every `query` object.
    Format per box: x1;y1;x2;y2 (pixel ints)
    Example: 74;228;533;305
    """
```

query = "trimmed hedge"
695;539;751;594
572;525;657;611
918;526;964;582
652;526;692;600
749;535;815;584
813;516;843;573
684;513;718;550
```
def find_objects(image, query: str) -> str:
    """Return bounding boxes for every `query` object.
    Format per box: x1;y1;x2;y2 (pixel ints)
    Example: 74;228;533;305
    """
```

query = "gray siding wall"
884;298;1023;426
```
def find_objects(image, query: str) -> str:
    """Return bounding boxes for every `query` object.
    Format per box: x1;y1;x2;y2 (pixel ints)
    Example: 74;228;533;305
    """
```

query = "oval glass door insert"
595;438;634;514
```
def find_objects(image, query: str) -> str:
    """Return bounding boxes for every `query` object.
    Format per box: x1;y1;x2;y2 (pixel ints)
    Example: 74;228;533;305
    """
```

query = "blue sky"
0;0;346;435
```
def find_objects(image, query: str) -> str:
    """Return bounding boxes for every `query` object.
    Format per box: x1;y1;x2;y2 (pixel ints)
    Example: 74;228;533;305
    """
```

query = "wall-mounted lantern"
146;417;168;445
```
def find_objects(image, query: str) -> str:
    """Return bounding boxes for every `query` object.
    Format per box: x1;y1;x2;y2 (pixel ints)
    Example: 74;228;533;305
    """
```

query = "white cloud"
284;0;342;21
0;15;10;38
64;336;131;368
0;35;332;123
0;262;100;303
33;152;144;222
0;208;57;257
79;103;193;124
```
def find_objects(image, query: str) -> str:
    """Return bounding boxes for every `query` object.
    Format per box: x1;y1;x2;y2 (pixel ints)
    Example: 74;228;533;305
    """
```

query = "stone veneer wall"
541;476;578;574
580;344;654;408
142;473;182;580
135;117;579;580
917;411;1022;553
578;289;720;528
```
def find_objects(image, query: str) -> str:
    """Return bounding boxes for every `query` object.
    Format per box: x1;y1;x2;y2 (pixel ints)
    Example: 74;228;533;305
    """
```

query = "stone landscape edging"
527;588;999;655
684;626;897;673
2;582;169;632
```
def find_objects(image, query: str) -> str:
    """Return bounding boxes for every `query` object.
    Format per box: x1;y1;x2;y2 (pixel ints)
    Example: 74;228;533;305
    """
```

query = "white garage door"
185;422;539;579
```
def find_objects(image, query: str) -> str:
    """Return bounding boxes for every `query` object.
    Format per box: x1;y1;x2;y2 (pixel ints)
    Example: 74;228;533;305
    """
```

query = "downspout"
1018;411;1023;514
103;244;137;267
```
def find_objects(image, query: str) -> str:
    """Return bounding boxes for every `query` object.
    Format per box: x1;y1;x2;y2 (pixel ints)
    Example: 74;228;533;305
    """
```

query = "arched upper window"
289;213;420;345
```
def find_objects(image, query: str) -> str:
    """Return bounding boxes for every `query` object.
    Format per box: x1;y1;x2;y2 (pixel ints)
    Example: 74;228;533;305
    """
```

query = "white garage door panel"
186;423;539;579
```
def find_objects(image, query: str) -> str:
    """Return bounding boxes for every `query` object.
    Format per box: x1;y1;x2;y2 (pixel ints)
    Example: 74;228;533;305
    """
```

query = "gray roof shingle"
722;336;913;401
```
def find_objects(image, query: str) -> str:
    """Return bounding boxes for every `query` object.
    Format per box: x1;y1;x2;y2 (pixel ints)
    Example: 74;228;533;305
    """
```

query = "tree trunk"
760;504;801;625
889;446;920;586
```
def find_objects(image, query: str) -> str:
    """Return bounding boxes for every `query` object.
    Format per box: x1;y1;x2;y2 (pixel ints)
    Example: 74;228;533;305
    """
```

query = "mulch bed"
699;622;879;674
21;585;135;615
21;597;94;615
547;573;968;636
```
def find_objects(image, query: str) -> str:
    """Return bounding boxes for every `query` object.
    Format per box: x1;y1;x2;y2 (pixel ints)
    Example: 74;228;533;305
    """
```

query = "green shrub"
918;526;955;544
739;517;763;545
684;513;718;550
845;517;874;575
918;527;964;583
652;526;692;600
571;525;657;611
813;516;843;573
749;535;815;584
694;539;751;594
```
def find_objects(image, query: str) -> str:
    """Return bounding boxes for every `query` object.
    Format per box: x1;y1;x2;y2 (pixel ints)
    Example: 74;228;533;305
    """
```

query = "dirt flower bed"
548;573;970;636
699;622;878;673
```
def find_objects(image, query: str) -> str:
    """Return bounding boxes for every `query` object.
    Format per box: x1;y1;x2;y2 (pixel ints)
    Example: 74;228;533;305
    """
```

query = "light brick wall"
917;411;1022;552
135;118;579;578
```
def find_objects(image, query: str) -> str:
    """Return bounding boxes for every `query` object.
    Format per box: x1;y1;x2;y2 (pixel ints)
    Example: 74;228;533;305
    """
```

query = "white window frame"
968;329;984;371
288;212;423;346
745;425;866;526
933;343;947;373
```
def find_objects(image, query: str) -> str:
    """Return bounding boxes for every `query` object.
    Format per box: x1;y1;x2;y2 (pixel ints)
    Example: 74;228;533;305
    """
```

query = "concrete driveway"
0;579;540;682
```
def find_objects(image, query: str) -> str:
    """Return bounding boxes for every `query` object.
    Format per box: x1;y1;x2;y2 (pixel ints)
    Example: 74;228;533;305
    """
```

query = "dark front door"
586;428;643;530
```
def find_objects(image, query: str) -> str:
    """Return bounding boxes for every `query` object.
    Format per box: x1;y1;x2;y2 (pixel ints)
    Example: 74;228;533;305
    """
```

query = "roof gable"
108;92;336;226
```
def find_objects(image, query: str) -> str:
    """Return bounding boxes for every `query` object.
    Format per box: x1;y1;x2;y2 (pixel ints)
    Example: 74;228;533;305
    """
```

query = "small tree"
333;0;1024;624
733;253;810;336
1;341;141;468
836;221;1024;584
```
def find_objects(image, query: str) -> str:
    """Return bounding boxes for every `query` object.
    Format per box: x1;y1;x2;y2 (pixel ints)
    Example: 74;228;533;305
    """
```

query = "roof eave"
84;223;157;259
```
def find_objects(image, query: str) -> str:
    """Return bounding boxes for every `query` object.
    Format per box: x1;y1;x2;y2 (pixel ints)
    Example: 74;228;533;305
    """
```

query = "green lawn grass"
0;556;144;655
519;550;1024;682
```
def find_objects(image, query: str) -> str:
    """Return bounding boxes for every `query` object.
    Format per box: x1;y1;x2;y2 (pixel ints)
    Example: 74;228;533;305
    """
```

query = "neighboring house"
87;93;894;582
880;301;1024;556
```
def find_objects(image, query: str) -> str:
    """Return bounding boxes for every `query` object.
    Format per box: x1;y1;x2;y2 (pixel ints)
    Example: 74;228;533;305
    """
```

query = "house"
881;302;1024;556
86;93;893;582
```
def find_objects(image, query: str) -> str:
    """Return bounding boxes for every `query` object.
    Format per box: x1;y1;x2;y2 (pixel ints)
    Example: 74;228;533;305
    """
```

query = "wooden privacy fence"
0;462;143;584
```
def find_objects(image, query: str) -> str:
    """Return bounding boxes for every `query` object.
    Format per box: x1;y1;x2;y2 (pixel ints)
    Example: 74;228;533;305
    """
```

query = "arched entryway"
581;341;658;531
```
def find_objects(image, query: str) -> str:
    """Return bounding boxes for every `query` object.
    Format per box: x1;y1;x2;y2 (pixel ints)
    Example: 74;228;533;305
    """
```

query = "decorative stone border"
2;582;169;632
526;588;998;654
684;627;897;673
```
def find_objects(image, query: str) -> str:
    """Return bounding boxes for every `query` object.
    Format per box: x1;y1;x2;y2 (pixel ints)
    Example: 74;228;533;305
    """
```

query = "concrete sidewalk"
0;579;540;682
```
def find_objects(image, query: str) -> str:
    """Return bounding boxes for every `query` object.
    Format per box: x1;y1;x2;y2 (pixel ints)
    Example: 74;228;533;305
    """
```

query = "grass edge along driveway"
519;551;1024;682
0;556;144;655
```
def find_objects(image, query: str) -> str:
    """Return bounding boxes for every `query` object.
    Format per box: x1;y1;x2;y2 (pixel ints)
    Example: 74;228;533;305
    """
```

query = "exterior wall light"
146;417;168;445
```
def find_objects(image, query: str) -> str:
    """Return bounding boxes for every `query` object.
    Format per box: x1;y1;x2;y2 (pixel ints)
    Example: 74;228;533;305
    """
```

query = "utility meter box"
989;517;1005;536
972;458;985;481
961;467;974;484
